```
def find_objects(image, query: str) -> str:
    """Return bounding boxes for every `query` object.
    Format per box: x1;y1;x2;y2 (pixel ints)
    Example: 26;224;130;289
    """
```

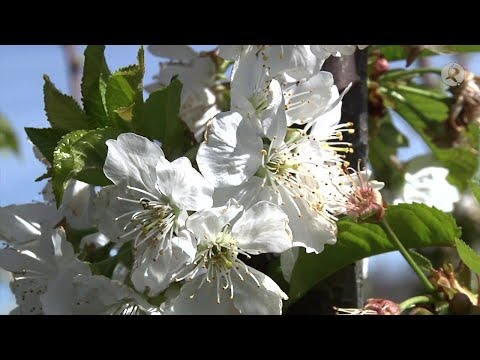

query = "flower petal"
232;266;287;315
104;133;164;191
59;180;96;230
197;111;263;187
284;71;336;126
212;176;265;209
186;199;243;243
165;278;239;315
155;156;213;211
148;45;197;61
280;190;337;254
280;248;299;282
233;201;292;254
0;203;60;248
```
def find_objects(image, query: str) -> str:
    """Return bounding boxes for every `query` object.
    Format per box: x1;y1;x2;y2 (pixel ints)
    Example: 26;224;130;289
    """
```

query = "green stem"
379;68;442;82
399;295;432;311
392;83;448;101
381;218;436;294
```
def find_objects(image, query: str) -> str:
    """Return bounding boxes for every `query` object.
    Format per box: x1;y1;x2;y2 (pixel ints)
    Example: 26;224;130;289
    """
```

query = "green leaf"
409;250;434;275
89;242;132;277
81;45;111;127
377;45;480;63
369;112;408;192
0;113;19;153
140;78;191;159
52;127;121;206
393;84;451;122
288;203;461;305
105;47;144;131
389;89;477;191
455;238;480;274
25;127;67;164
470;178;480;203
43;75;95;131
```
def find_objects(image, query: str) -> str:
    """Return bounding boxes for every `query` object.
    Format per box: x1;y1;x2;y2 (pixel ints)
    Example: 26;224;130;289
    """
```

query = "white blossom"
167;199;291;315
146;45;221;142
96;133;213;295
394;165;460;212
197;106;353;254
0;222;90;315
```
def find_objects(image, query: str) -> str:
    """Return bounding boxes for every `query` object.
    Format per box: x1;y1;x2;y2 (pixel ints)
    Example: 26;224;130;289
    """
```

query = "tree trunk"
286;49;369;314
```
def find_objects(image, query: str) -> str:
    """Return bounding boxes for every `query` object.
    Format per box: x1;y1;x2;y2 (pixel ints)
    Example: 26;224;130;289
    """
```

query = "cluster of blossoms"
0;45;385;315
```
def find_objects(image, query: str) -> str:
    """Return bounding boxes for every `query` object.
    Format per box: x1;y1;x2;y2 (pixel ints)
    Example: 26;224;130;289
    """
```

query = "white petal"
280;189;337;254
309;45;332;61
0;203;60;247
166;278;239;315
131;244;173;296
309;86;342;137
171;230;197;261
232;266;287;315
186;200;243;243
265;45;321;81
0;248;46;274
131;238;191;297
95;184;139;243
155;156;213;211
41;270;76;314
80;232;110;249
218;45;245;60
212;176;265;209
233;201;292;254
72;274;150;314
284;71;336;126
148;45;197;61
197;111;263;187
51;227;74;260
9;278;46;315
104;133;164;191
262;80;287;148
321;45;357;56
280;248;299;282
59;180;96;230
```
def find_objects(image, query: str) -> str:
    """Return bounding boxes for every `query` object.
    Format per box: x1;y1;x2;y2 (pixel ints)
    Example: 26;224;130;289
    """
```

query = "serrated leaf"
390;91;477;191
288;203;461;305
81;45;111;127
43;75;95;131
105;47;144;131
25;127;67;164
409;250;434;275
52;128;121;206
139;78;191;159
0;113;19;153
455;238;480;274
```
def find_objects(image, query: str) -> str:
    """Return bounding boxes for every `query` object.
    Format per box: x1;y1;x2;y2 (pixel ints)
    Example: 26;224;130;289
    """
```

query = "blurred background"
1;45;479;314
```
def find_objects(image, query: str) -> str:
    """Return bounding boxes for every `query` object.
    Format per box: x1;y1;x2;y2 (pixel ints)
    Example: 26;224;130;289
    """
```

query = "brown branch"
286;50;369;314
62;45;83;103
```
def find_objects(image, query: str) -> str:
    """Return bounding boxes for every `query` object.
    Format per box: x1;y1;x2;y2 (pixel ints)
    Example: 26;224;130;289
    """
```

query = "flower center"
174;226;260;304
256;127;353;221
247;68;271;117
116;186;177;253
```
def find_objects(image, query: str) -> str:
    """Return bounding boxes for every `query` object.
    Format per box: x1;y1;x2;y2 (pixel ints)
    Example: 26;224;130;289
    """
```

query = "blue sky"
0;45;478;313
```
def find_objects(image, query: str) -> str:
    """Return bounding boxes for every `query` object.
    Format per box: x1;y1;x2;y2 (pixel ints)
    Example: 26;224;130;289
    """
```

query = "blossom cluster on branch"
1;45;387;315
